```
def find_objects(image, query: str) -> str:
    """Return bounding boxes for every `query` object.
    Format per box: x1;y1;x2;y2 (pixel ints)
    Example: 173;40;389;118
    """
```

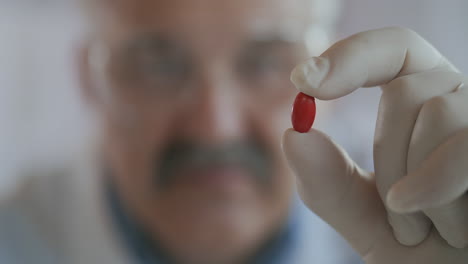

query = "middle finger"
375;70;464;245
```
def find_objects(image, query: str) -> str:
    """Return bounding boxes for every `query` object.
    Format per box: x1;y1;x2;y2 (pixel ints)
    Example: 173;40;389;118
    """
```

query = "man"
0;0;360;263
1;1;468;264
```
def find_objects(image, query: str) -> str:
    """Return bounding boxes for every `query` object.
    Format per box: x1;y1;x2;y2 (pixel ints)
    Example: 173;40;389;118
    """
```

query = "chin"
159;188;268;238
149;194;269;258
175;207;267;257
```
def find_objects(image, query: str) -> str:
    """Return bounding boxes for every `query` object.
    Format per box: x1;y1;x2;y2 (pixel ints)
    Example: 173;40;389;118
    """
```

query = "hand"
283;27;468;263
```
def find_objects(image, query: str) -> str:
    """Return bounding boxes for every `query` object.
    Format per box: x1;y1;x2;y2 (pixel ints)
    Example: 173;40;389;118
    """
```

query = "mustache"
156;141;272;188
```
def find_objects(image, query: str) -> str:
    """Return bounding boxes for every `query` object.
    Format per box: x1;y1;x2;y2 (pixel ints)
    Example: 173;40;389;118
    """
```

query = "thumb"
282;128;391;256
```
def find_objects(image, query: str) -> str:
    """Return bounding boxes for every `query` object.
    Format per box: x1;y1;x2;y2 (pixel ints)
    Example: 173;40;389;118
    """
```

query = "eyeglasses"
88;37;305;113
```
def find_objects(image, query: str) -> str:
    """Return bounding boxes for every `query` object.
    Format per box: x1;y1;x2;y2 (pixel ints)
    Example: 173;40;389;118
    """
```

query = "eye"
126;51;193;91
239;53;284;76
139;56;189;79
236;50;294;90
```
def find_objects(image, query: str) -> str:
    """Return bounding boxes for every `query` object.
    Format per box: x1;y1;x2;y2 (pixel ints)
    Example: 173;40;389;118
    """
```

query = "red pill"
291;92;316;133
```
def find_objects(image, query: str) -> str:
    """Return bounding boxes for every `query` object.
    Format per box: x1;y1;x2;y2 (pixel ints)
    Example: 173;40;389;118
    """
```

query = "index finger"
291;27;458;100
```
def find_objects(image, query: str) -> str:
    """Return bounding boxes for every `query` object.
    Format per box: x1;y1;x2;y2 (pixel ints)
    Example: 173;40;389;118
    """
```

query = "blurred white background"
0;1;87;194
0;0;467;194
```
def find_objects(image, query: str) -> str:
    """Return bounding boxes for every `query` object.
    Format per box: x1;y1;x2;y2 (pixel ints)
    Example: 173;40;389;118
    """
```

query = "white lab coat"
0;150;362;264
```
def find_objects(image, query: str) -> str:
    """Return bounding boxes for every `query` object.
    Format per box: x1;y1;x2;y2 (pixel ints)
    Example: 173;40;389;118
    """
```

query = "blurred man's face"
84;0;314;262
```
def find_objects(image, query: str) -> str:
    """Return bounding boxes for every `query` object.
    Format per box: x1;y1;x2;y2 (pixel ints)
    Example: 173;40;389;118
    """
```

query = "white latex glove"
283;27;468;263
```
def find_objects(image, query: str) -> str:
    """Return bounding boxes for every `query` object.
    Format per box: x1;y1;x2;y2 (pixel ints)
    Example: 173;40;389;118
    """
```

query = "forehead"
93;0;314;43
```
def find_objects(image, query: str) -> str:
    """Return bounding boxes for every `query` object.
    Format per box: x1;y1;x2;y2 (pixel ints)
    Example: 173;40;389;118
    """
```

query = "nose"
180;69;247;145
